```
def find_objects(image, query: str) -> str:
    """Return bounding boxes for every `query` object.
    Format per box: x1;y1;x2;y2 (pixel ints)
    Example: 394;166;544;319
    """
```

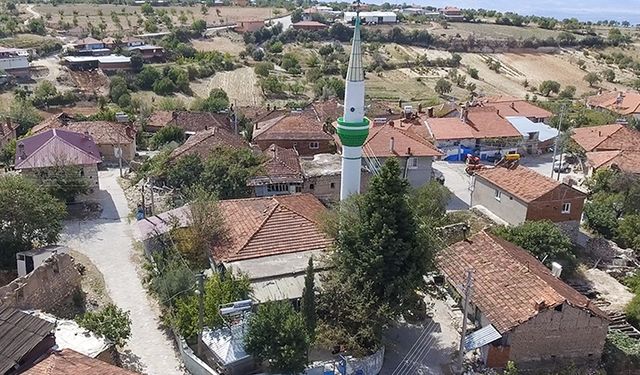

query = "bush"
254;61;273;77
190;88;229;112
467;67;479;79
539;80;561;96
149;126;185;149
153;77;177;96
434;78;452;96
77;304;131;346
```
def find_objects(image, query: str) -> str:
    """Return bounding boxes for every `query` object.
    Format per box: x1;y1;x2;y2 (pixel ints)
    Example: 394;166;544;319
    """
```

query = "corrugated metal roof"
464;324;501;351
0;306;55;374
249;273;323;303
505;116;559;142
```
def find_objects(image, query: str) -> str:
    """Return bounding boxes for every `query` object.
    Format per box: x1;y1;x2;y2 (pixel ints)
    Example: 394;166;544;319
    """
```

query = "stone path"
61;170;184;375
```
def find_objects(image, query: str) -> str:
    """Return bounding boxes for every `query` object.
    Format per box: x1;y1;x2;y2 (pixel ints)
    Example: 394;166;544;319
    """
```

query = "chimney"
18;142;26;159
427;107;434;118
407;147;411;155
598;131;602;137
510;102;515;109
389;137;395;152
496;109;500;117
460;108;468;124
204;126;208;131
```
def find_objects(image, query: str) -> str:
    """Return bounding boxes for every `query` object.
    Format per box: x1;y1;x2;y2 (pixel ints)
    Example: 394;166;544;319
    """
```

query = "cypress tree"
301;257;317;341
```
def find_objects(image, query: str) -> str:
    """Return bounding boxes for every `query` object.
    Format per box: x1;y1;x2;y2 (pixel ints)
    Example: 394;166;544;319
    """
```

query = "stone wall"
509;303;608;369
0;253;81;310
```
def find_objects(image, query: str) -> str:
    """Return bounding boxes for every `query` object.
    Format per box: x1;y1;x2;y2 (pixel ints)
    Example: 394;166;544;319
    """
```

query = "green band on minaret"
337;117;370;147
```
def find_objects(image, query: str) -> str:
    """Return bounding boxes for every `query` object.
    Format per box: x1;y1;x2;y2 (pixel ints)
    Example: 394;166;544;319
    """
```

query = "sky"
366;0;640;24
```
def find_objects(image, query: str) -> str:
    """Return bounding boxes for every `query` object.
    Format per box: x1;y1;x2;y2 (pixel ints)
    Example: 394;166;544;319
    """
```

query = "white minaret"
337;12;369;201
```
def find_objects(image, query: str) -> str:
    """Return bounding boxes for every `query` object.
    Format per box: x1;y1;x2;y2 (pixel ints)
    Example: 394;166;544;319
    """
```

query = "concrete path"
61;170;184;375
432;161;471;211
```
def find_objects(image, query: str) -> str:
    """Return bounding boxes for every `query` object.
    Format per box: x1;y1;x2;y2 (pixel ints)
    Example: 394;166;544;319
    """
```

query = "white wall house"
344;11;397;24
0;47;29;78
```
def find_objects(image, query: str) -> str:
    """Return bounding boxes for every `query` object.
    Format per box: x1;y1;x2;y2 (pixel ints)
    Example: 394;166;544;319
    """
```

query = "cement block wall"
471;178;528;225
0;253;81;310
509;304;608;367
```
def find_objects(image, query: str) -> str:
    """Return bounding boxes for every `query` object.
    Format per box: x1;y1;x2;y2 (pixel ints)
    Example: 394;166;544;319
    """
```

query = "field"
191;66;262;106
21;4;284;34
192;33;245;54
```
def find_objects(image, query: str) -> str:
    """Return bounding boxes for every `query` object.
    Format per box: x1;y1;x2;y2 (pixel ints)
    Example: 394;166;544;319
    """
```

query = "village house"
439;6;465;21
505;116;559;154
14;129;102;193
145;110;232;134
360;120;443;188
169;126;248;161
23;349;137;375
127;44;165;61
479;96;553;123
570;123;640;176
62;55;132;72
70;37;110;56
0;120;16;150
471;165;587;240
234;20;265;33
587;91;640;119
247;144;303;197
292;20;329;31
300;153;370;203
0;306;55;375
437;231;609;370
252;111;334;156
425;106;522;161
344;11;397;24
135;194;331;303
33;116;136;164
0;47;30;79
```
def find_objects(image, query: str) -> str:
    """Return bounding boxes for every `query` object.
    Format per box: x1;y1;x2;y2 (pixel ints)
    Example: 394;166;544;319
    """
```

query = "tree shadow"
119;349;147;374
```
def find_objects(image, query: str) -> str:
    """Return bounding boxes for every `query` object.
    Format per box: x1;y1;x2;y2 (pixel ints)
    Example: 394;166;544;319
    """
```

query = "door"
25;255;34;274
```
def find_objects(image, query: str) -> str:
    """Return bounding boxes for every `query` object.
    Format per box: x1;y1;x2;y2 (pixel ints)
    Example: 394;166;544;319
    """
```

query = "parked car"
554;153;577;164
553;161;571;173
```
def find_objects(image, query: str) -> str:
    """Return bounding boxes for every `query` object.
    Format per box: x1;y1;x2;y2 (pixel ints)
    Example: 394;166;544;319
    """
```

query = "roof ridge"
171;130;218;159
15;131;57;168
234;201;280;255
274;195;320;224
51;131;102;163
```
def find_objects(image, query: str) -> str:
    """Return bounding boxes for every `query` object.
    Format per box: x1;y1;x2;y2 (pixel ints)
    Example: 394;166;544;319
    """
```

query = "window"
561;202;571;214
267;183;290;193
408;157;418;169
330;182;335;189
309;141;320;149
309;184;315;190
494;189;501;201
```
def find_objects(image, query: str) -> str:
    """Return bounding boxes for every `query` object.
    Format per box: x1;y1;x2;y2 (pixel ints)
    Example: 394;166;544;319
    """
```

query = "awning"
464;324;502;351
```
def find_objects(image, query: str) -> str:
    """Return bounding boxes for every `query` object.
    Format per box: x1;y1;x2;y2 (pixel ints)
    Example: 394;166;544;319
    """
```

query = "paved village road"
61;170;184;375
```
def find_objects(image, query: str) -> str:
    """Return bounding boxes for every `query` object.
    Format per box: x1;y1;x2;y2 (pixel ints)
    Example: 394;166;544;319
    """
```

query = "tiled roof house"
587;91;640;117
252;112;334;156
570;124;640;176
472;165;587;240
479;96;553;123
145;111;232;134
169;127;249;161
23;349;137;375
437;231;608;369
247;144;304;197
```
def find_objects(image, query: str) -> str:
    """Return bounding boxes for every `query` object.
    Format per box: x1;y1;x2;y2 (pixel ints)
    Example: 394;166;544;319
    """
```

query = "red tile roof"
475;166;585;203
363;123;442;158
23;349;137;375
146;111;232;133
586;150;640;174
570;124;640;152
436;231;607;334
169;127;248;160
214;194;331;262
426;107;521;140
479;96;552;119
253;112;332;141
248;144;303;186
587;91;640;115
15;128;102;169
33;116;135;146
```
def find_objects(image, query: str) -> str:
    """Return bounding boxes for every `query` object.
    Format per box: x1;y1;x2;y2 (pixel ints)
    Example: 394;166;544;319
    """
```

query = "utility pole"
149;178;155;216
196;273;205;357
550;104;566;179
141;182;146;219
457;270;473;375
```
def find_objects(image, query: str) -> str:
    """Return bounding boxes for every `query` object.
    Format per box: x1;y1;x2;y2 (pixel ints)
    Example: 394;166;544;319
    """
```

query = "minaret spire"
337;5;369;200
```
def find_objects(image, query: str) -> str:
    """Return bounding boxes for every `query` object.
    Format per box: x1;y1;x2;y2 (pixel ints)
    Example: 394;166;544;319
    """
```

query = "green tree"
130;51;144;72
172;272;251;339
584;72;601;87
504;361;519;375
254;61;273;77
616;214;640;251
165;154;205;188
558;85;576;99
0;176;66;269
200;147;261;199
10;99;43;135
603;69;616;83
192;19;207;33
28;18;46;35
149;125;185;149
245;301;309;375
259;75;285;95
190;88;229;112
584;193;623;239
153;77;177;96
466;67;479;79
36;164;91;202
413;180;451;224
136;66;161;90
539;80;561;96
0;139;16;167
141;3;154;15
301;257;316;342
327;159;430;316
291;8;303;23
269;41;283;53
77;304;132;347
434;78;452;96
492;220;576;269
109;75;130;103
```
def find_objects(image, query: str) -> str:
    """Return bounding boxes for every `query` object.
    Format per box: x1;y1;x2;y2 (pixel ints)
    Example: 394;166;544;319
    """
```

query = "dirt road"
61;170;184;375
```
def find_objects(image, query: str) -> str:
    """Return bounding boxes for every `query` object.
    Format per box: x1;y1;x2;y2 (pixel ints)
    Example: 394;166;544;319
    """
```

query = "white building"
0;47;30;78
344;11;397;24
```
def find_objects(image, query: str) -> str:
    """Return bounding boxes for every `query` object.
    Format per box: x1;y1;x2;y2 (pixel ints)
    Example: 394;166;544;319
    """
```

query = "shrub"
77;304;131;346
